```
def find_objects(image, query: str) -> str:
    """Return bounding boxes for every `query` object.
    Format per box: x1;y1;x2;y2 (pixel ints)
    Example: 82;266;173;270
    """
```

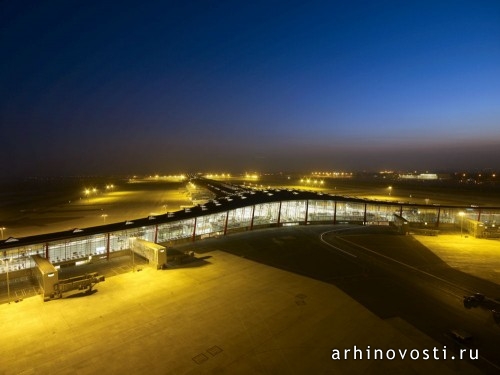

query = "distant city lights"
300;178;324;185
311;171;353;177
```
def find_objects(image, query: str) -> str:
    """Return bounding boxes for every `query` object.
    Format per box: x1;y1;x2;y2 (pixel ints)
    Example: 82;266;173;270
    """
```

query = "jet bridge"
130;238;167;269
32;254;105;301
32;254;58;301
54;272;105;298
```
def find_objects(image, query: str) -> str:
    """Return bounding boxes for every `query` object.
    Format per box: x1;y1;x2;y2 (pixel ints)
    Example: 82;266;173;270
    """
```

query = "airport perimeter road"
190;225;500;374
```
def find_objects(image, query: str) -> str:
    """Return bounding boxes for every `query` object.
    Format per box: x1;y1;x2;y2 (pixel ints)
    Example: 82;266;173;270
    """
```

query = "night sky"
2;1;500;178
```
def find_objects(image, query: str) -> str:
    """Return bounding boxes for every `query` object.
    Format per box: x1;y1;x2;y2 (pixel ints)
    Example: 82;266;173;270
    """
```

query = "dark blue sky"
2;0;500;177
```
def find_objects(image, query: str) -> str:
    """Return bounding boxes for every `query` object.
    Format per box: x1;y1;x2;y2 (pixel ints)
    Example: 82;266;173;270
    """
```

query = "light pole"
101;214;108;223
0;227;5;240
388;186;392;196
459;211;465;237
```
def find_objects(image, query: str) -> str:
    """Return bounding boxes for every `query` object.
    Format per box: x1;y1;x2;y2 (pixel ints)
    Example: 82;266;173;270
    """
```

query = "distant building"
399;173;438;180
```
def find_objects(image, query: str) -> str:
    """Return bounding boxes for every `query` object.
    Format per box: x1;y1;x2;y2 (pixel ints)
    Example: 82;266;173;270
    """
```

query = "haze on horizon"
1;1;500;179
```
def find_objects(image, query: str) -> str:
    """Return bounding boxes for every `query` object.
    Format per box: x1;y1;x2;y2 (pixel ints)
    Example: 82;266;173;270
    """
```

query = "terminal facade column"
333;201;337;225
192;217;197;242
106;233;110;260
250;205;255;230
304;200;309;224
436;207;441;228
224;211;229;235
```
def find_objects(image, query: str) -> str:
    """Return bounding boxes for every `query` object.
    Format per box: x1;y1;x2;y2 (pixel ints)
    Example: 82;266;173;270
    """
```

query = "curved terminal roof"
0;177;497;250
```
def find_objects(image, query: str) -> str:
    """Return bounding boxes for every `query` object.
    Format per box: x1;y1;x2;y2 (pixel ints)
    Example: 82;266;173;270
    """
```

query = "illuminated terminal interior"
1;191;499;276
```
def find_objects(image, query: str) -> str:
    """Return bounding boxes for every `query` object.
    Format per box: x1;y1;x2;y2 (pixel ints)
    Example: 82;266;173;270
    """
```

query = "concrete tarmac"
414;233;500;287
0;250;482;375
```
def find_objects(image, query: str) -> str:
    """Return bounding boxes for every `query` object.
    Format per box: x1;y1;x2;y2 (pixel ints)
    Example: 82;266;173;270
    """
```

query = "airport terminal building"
1;185;499;282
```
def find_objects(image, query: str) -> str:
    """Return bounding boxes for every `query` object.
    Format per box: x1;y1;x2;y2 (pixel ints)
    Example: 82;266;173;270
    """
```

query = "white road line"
320;230;357;258
334;235;473;295
320;228;500;371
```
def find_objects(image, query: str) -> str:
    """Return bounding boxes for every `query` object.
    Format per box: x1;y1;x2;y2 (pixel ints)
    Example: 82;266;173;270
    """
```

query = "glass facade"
336;202;365;222
196;212;226;237
157;218;195;242
227;206;253;231
480;209;500;225
402;207;439;225
307;200;335;222
366;203;400;224
253;202;280;226
2;198;500;274
280;200;307;223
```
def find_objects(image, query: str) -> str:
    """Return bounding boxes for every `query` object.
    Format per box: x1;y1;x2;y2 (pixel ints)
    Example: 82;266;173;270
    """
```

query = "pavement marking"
320;228;361;258
192;353;209;364
320;236;357;258
322;229;500;371
477;354;500;373
333;235;475;297
207;346;223;356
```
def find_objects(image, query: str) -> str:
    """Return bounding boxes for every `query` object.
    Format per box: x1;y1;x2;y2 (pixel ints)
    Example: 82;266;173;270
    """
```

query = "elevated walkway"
32;254;58;300
32;255;105;300
130;238;167;269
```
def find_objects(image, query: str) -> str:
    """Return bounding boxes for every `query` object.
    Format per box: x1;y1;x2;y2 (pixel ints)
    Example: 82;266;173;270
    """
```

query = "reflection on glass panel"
401;207;439;224
142;226;156;242
47;234;110;262
107;232;124;252
480;210;499;224
366;204;400;223
196;213;226;235
3;200;500;274
157;218;195;242
336;202;365;222
91;234;107;255
253;202;280;225
308;200;334;222
280;200;306;223
438;208;455;224
0;244;43;272
480;209;500;238
228;206;253;229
